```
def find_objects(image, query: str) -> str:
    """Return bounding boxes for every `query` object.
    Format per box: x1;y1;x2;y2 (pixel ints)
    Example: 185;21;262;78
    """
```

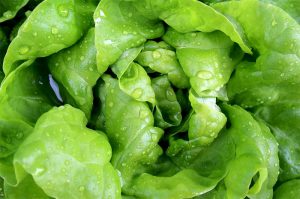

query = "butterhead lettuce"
0;0;299;198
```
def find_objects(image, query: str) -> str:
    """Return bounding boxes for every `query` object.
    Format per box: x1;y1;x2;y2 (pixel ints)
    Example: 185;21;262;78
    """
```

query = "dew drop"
79;186;85;192
271;20;277;26
108;102;114;107
131;88;143;99
149;129;158;141
58;5;69;17
152;51;161;59
104;40;113;45
139;109;148;119
16;132;24;139
3;11;13;18
95;17;101;23
197;71;213;79
99;10;105;17
166;88;175;102
19;46;30;55
5;137;12;144
64;160;70;166
51;27;59;34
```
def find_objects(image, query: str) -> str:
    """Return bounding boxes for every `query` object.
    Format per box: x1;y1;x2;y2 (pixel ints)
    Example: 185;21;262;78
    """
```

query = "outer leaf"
136;41;189;89
4;175;49;199
164;29;242;147
215;0;300;181
254;103;300;181
0;60;58;187
0;28;8;83
3;0;96;75
266;0;300;23
166;105;279;199
14;105;121;199
0;60;58;159
274;179;300;199
163;28;243;100
48;28;99;118
134;0;251;53
0;0;29;22
94;0;164;74
99;75;163;189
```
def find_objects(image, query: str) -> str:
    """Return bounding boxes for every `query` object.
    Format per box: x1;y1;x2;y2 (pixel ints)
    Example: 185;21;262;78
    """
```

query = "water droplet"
99;10;105;17
152;51;161;59
58;5;69;17
108;102;114;107
5;137;12;143
165;88;175;101
3;11;13;18
19;46;30;55
95;17;101;23
104;40;113;45
79;186;85;192
131;88;143;99
16;132;24;139
51;27;59;34
34;167;46;176
149;129;158;141
139;109;148;119
64;160;70;166
197;71;213;79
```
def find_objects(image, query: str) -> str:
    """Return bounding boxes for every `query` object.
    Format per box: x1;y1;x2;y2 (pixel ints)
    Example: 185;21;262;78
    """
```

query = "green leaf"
136;41;189;89
254;103;300;181
0;60;58;159
3;0;96;75
274;179;300;199
152;76;182;129
94;0;164;75
149;0;251;53
166;105;279;199
4;175;49;199
216;0;300;181
0;0;29;23
14;105;121;199
111;47;156;104
99;75;163;190
48;28;99;118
